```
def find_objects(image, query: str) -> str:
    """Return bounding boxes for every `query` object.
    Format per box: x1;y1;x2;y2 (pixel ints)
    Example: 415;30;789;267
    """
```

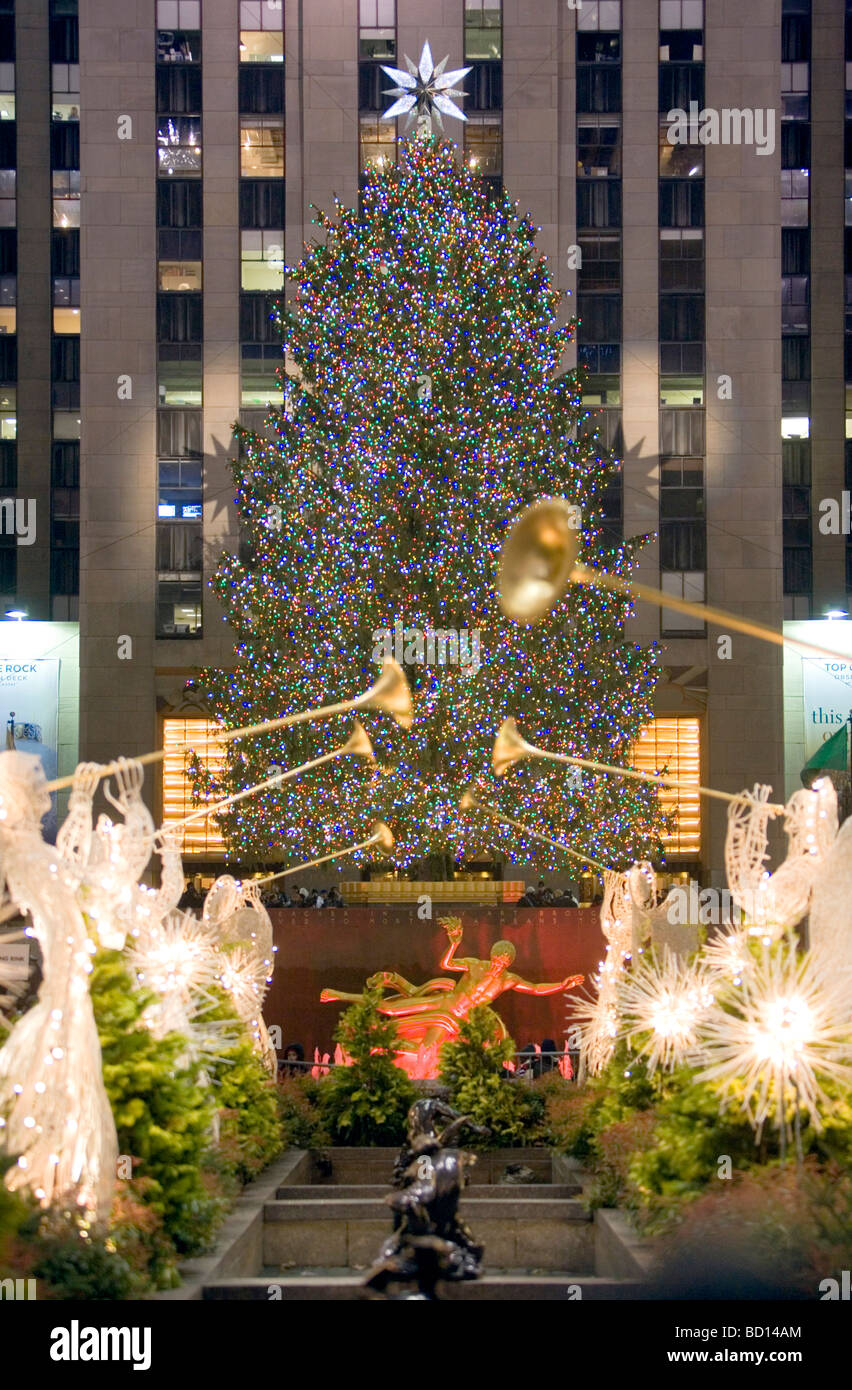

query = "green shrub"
22;1211;141;1301
206;993;283;1183
439;1007;546;1147
276;1076;330;1150
91;951;226;1265
319;990;416;1146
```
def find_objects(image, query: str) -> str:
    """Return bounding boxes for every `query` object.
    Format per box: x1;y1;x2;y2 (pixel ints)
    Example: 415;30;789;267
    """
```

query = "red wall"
264;906;606;1058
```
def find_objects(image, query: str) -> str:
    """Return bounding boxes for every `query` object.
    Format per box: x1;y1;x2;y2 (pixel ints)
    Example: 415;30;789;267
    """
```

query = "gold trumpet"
497;498;852;665
250;820;395;888
46;659;412;794
491;716;784;811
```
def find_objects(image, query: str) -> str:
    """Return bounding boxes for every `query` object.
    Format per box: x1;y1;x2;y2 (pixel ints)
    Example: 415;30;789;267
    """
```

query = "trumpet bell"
366;659;413;730
370;820;395;854
492;717;535;778
458;787;479;811
498;498;580;624
342;719;375;761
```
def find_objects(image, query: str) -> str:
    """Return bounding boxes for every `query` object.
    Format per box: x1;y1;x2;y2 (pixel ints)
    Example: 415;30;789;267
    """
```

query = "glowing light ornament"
0;752;117;1220
697;939;852;1141
701;926;754;986
725;780;837;941
381;42;471;136
618;947;716;1076
126;910;235;1065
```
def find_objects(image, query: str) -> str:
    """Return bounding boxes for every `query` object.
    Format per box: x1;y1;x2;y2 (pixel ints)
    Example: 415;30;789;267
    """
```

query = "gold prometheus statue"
321;916;583;1073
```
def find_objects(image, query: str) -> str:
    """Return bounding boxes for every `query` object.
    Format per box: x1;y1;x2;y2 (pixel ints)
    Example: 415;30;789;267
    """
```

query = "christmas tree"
192;137;665;875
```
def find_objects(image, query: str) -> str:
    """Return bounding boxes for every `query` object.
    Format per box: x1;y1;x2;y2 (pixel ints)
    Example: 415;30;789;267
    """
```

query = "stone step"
275;1182;583;1201
202;1274;642;1301
261;1195;594;1271
265;1196;590;1221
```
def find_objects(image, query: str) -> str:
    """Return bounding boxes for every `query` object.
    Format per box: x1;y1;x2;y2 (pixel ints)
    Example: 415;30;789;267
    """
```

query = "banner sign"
0;657;60;839
801;654;852;765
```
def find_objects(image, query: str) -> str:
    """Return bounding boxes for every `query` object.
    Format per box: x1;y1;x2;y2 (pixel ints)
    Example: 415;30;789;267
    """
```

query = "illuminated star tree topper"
381;41;471;136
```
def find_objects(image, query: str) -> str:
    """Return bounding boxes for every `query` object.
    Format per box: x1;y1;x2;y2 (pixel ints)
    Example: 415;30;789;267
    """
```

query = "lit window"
240;0;283;26
158;260;203;291
464;115;502;175
241;230;284;290
240;119;284;177
158;118;202;176
0;384;15;438
52;63;80;120
0;62;14;121
53;410;81;441
359;114;396;172
0;309;14;334
631;717;701;859
53;308;80;334
52;170;79;227
162;718;226;856
240;31;284;62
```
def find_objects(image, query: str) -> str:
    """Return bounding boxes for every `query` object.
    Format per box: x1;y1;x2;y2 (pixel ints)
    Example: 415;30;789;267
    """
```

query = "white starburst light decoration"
697;940;852;1136
701;926;754;985
381;42;471;135
618;947;716;1075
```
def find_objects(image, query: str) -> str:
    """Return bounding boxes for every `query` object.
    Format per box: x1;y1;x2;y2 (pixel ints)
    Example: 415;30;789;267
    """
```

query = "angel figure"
0;751;118;1221
725;779;838;937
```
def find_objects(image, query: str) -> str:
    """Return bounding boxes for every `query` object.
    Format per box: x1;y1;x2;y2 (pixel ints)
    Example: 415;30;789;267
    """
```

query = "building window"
241;346;282;407
578;117;621;177
239;178;284;227
157;1;201;30
162;718;226;855
241;0;284;65
157;64;202;115
51;62;79;121
464;115;502;176
577;232;622;290
660;407;704;454
782;168;809;227
239;64;284;113
240;292;280;342
577;180;621;228
464;1;502;62
158;457;202;519
240;229;283;290
157;118;201;176
0;167;13;226
240;118;283;177
0;60;14;121
157;292;202;342
158;408;202;457
158;258;202;291
158;346;202;406
157;178;202;227
359;114;396;173
157;515;203;631
359;0;395;60
631;717;701;859
577;1;622;31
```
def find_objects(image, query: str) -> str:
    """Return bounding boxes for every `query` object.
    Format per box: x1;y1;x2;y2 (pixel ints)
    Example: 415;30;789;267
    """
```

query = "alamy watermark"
666;102;776;157
0;497;36;545
372;619;481;675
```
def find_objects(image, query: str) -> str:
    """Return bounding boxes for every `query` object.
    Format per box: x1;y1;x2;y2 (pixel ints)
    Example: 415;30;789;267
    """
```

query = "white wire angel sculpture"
725;779;838;938
0;752;118;1221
